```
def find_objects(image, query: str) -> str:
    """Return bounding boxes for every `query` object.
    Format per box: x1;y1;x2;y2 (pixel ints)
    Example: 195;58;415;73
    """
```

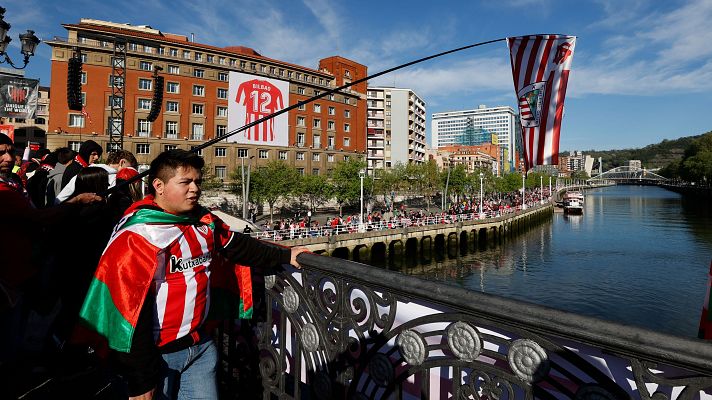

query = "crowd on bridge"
253;186;551;241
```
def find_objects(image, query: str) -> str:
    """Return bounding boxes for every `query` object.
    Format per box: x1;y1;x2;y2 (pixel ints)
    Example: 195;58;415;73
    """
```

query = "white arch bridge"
588;166;669;184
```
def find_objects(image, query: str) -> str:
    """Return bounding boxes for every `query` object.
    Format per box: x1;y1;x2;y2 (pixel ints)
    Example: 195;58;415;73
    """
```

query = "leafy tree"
297;173;333;213
570;170;590;181
497;172;523;193
245;160;299;223
201;163;225;191
442;164;467;205
417;161;441;211
679;133;712;182
373;168;400;210
330;158;369;215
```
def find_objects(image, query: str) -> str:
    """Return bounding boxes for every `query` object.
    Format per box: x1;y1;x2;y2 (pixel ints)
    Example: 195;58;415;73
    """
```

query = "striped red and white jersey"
150;219;233;346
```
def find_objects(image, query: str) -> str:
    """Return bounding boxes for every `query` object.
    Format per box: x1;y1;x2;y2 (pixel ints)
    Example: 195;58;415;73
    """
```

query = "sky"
3;0;712;152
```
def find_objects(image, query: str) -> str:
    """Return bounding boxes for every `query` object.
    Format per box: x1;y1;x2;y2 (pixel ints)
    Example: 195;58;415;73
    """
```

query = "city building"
558;151;595;177
431;105;518;173
434;144;499;174
46;19;368;178
365;87;426;174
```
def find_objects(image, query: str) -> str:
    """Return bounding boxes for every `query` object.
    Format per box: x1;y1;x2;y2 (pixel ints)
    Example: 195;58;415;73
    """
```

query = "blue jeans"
158;336;219;400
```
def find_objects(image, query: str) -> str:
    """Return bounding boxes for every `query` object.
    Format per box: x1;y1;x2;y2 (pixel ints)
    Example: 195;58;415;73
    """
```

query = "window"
215;166;226;179
279;68;285;76
314;104;321;113
139;61;152;71
168;65;179;74
313;119;321;129
240;61;246;69
217;88;228;99
279;151;287;160
297;168;305;176
165;121;178;139
297;132;305;146
169;48;178;57
328;93;335;100
218;72;228;81
158;47;165;55
230;59;237;67
328;106;335;115
328;121;335;130
314;90;320;96
270;67;276;74
344;137;350;147
68;114;84;127
129;43;138;51
344;155;350;161
344;123;350;132
138;99;151;110
297;116;305;127
296;152;305;161
68;141;81;152
250;62;256;70
216;125;227;137
327;154;334;162
288;71;293;79
259;149;269;159
312;153;320;161
110;75;124;88
298;104;306;111
327;136;335;149
112;57;125;68
194;53;203;62
193;68;204;78
217;106;228;117
345;109;351;118
81;72;87;84
166;101;179;112
193;85;205;96
137;119;151;137
136;143;150;154
215;147;227;157
191;146;203;156
164;145;178;151
166;82;180;93
219;57;226;65
81;93;86;106
312;168;319;175
109;95;123;108
237;148;248;158
144;46;154;54
343;97;350;105
192;104;204;115
182;50;190;60
207;55;214;63
138;79;153;90
80;53;87;63
191;123;204;140
313;134;321;148
297;87;305;95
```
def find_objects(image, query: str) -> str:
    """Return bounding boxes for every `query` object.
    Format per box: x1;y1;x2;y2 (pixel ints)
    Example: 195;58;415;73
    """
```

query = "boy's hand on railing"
290;246;310;269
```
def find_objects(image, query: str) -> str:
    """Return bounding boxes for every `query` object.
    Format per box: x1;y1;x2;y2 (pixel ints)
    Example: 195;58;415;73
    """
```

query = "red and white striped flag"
508;35;576;170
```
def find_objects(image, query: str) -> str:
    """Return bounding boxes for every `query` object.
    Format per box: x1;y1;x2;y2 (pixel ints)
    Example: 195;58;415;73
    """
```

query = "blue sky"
4;0;712;151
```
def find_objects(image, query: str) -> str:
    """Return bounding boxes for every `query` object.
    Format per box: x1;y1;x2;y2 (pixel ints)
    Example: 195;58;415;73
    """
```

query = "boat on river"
563;191;584;214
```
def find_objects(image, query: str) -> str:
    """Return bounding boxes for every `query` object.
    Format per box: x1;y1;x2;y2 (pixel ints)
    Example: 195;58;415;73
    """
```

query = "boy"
79;149;306;399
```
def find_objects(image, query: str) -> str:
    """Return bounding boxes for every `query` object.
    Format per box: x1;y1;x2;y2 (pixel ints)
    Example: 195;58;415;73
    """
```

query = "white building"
431;105;518;172
366;87;426;174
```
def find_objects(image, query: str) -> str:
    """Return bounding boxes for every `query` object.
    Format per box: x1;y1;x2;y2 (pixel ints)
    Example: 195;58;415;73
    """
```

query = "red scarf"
74;155;88;167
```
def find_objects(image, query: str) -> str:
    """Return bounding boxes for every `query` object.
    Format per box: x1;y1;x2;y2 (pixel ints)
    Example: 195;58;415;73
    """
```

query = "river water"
381;185;712;338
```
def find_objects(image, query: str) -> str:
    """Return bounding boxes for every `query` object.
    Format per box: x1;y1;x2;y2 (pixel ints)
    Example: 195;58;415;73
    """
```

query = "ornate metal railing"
219;253;712;399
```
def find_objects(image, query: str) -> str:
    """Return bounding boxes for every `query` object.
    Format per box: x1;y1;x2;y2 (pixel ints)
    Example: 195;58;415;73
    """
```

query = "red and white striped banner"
508;35;576;170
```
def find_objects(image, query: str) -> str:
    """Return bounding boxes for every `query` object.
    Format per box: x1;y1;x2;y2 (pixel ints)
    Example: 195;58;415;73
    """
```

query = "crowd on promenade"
252;187;551;241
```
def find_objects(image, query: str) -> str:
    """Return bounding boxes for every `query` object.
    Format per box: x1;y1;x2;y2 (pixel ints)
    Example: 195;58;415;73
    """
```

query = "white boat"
563;192;584;214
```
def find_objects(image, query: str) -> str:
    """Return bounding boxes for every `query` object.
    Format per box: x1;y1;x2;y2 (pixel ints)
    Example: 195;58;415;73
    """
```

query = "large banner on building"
227;72;289;147
0;76;39;119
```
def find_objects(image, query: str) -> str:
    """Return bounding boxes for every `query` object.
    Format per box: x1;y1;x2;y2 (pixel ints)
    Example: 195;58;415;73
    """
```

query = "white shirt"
55;164;117;204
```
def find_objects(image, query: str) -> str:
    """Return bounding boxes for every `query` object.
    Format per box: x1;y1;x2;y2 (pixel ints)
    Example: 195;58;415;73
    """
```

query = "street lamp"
359;169;365;232
479;172;484;217
0;7;41;69
549;176;552;201
540;175;544;204
522;173;526;210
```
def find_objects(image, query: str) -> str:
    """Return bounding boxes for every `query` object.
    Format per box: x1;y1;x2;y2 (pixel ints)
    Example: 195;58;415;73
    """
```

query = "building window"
194;53;203;61
259;149;269;159
80;53;87;63
279;151;287;160
193;68;204;78
164;144;177;152
168;65;179;74
328;106;335;115
328;93;335;100
237;148;248;158
314;104;321;113
270;67;276;75
296;152;305;161
165;121;178;139
344;123;350;132
169;48;178;57
136;143;151;155
313;134;321;148
144;46;154;54
81;72;87;84
166;101;179;113
312;168;319;175
166;82;180;93
344;109;351;118
313;119;321;129
327;136;335;149
193;85;205;96
298;104;306;111
81;93;86;106
297;116;305;127
68;141;81;152
217;88;228;99
192;104;204;115
219;57;226;65
240;61;246;69
109;96;123;108
344;155;350;161
328;121;335;130
344;137;350;147
215;166;226;179
230;59;237;67
191;123;204;140
314;90;320;96
207;55;214;63
216;125;227;137
297;168;305;176
343;97;350;105
297;132;305;146
137;119;151;137
68;114;84;127
139;61;152;71
312;153;320;161
129;42;138;51
158;47;165;55
297;87;305;95
110;75;124;88
279;68;285;76
138;98;151;110
217;106;228;117
218;72;228;81
183;50;191;59
190;146;203;156
215;147;227;157
327;154;334;162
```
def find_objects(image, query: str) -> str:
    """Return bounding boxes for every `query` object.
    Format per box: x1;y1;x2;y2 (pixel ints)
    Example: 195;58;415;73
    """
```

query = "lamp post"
0;7;41;70
479;172;484;217
359;169;365;232
540;175;544;204
549;176;552;201
522;173;526;210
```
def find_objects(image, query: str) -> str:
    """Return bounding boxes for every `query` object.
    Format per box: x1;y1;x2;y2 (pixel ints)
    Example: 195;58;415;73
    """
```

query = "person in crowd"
45;147;74;207
61;139;102;189
78;149;308;400
56;149;138;204
107;166;144;216
25;152;57;208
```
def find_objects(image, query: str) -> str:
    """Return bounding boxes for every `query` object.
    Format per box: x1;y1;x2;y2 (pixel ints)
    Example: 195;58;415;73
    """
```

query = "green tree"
244;160;299;223
570;170;590;181
497;172;523;194
373;168;400;211
330;158;369;215
297;173;333;213
418;161;441;211
680;133;712;182
201;164;225;191
442;164;467;205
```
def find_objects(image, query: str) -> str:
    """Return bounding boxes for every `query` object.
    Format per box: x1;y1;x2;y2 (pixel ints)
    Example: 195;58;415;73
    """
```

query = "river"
380;185;712;338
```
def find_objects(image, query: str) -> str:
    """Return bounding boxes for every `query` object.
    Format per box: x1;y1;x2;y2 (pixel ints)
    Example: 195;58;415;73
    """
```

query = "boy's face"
0;144;15;174
153;165;202;214
88;151;100;164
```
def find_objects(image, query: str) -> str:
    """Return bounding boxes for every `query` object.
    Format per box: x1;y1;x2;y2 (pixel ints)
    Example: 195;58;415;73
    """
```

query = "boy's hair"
147;149;204;195
106;149;138;168
54;147;74;165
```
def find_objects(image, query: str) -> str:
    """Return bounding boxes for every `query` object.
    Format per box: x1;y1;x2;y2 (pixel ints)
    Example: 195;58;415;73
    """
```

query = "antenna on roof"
190;32;194;42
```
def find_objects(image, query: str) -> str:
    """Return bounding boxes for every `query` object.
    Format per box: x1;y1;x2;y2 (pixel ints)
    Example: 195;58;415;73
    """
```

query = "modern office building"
46;19;368;178
431;105;518;173
365;87;426;174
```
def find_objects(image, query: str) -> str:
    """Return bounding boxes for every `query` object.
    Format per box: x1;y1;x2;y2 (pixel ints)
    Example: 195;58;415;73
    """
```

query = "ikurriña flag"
508;34;576;170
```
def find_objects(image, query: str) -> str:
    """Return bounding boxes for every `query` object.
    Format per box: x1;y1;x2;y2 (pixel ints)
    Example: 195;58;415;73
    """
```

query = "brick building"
46;19;367;178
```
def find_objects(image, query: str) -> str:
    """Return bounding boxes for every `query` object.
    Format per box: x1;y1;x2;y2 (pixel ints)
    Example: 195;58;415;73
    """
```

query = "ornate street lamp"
479;172;484;217
359;169;365;232
0;7;41;69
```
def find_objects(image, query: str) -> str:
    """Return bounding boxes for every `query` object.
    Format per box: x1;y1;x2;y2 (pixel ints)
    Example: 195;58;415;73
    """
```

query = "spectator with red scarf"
60;139;102;190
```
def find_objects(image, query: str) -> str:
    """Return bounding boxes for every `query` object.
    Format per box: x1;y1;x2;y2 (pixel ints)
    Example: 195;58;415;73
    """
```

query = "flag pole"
100;37;507;197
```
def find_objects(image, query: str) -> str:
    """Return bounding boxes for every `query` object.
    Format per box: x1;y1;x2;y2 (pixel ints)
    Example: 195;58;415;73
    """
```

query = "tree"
570;170;590;181
297;173;333;213
201;163;225;191
330;158;369;215
244;160;299;223
373;168;400;211
417;161;441;211
679;133;712;182
442;164;467;205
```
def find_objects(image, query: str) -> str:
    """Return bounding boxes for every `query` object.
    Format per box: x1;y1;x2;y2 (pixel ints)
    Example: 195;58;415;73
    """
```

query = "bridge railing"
230;253;712;399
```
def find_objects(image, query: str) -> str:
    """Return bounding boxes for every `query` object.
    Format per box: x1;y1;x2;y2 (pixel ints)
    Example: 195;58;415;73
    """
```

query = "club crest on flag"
517;81;546;128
